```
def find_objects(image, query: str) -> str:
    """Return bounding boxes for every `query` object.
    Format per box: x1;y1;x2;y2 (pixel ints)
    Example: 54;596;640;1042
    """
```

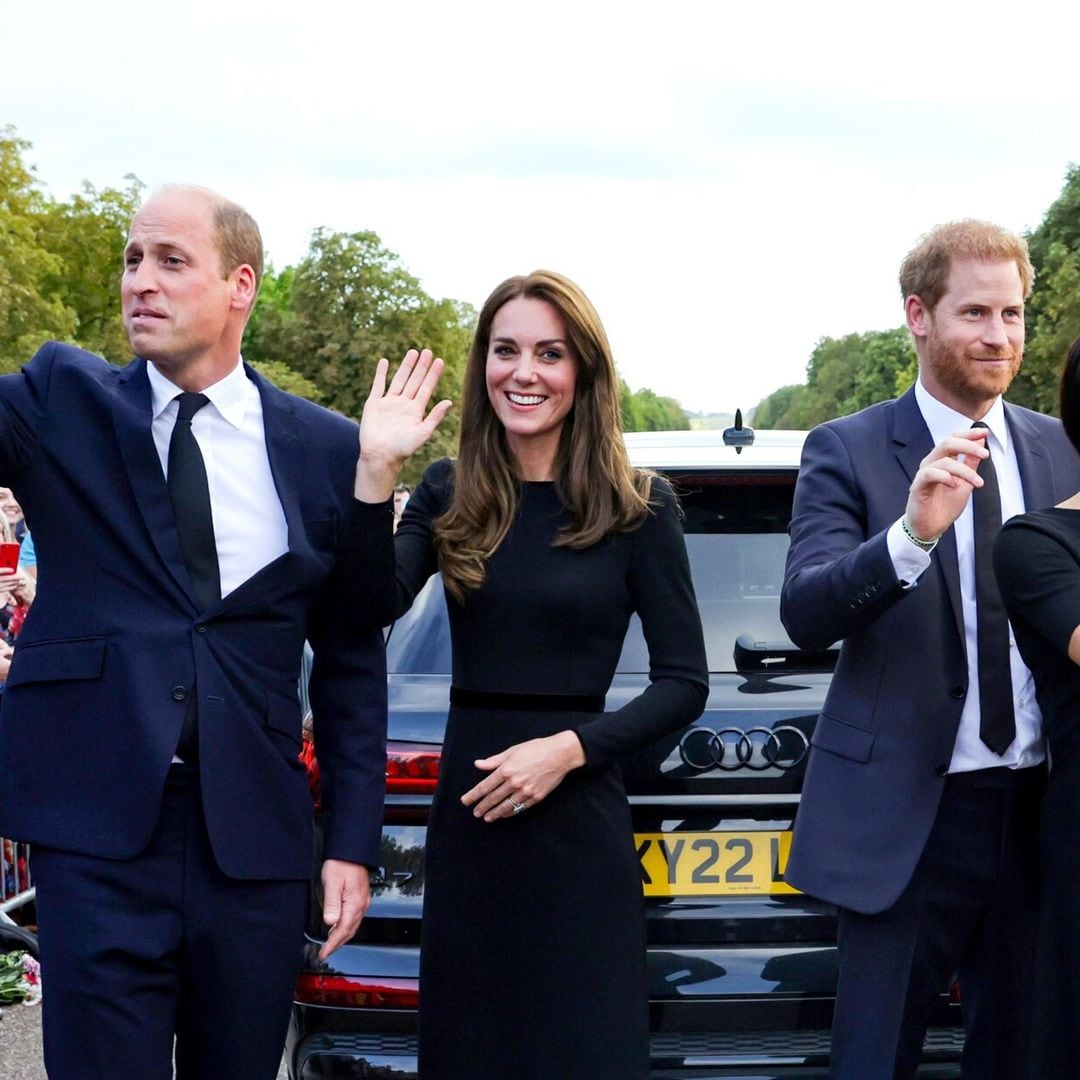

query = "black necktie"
167;392;220;610
971;421;1015;755
167;392;219;763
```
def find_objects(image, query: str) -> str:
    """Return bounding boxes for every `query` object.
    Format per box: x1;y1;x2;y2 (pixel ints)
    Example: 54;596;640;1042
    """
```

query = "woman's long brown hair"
435;270;653;601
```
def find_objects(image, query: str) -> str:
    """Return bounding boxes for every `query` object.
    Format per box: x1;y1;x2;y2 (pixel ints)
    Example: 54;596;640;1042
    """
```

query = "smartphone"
0;542;20;572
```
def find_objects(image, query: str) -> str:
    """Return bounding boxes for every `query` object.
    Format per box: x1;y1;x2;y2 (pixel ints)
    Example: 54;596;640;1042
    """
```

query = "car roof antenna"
722;409;755;454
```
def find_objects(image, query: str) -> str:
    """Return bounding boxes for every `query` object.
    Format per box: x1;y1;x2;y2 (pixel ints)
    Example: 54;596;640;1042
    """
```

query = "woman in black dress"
353;271;708;1079
994;336;1080;1079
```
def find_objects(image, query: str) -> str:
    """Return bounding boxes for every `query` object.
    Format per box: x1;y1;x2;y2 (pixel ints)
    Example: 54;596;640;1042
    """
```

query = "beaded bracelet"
901;516;940;552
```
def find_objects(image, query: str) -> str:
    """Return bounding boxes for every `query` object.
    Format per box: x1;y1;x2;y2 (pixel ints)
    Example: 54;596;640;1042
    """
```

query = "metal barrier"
0;837;33;926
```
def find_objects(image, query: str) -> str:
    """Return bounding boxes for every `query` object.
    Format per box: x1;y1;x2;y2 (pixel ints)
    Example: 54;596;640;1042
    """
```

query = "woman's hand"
354;349;452;503
0;567;33;607
462;730;587;822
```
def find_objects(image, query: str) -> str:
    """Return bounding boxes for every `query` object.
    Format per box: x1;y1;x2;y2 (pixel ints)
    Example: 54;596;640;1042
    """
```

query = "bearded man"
780;221;1080;1079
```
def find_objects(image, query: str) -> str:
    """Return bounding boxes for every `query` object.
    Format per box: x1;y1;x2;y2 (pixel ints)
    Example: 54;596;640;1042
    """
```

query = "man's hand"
319;859;371;960
354;349;452;503
904;427;990;542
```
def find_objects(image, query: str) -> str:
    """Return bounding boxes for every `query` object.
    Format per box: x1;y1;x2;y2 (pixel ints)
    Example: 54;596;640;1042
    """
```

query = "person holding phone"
349;270;708;1079
0;514;33;646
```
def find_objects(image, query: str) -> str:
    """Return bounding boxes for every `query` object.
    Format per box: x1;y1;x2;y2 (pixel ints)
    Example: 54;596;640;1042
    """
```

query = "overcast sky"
5;0;1080;414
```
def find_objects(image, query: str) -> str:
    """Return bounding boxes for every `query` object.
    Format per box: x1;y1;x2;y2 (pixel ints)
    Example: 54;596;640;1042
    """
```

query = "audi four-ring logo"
677;725;810;772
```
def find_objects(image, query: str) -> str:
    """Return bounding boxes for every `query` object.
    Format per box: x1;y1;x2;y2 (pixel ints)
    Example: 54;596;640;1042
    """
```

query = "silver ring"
505;795;525;815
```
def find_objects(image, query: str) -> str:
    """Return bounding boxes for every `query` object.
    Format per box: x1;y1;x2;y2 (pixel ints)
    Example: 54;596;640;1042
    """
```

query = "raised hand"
904;427;990;542
354;348;452;502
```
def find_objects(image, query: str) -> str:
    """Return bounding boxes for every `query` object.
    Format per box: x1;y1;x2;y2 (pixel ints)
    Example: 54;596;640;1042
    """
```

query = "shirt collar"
147;356;255;429
914;378;1009;455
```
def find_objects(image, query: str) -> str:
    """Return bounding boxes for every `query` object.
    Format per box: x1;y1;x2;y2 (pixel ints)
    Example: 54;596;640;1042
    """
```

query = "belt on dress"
449;687;605;713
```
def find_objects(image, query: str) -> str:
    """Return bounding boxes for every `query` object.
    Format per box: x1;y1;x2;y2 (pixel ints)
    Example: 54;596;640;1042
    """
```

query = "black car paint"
287;463;963;1078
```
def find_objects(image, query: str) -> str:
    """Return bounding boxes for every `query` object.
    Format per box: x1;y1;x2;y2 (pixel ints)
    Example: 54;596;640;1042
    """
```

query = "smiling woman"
347;269;709;1079
484;295;578;477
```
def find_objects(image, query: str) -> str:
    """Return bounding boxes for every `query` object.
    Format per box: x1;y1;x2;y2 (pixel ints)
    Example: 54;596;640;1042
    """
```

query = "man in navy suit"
781;221;1080;1079
0;186;389;1077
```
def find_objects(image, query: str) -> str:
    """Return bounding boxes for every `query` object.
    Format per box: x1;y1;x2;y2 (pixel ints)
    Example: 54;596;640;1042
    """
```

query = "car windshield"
386;470;810;675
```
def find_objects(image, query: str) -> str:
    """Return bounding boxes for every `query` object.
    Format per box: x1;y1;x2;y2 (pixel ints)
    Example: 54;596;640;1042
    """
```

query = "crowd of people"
0;488;35;683
0;185;1079;1080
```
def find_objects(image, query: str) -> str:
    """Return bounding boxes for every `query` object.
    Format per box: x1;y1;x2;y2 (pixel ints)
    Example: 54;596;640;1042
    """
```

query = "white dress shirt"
147;358;289;598
885;379;1042;773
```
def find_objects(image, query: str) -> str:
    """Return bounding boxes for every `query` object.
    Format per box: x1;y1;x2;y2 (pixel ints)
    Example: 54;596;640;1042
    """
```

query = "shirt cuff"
887;517;932;588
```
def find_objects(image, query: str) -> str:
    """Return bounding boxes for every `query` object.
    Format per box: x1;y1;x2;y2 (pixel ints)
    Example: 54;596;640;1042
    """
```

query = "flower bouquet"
0;950;41;1005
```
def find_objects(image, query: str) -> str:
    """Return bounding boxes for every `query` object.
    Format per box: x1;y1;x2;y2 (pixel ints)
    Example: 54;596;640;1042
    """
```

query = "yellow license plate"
636;830;800;896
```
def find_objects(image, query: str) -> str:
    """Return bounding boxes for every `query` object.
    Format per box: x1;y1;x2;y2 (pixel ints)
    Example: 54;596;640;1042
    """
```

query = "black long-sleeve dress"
994;508;1080;1079
362;459;708;1079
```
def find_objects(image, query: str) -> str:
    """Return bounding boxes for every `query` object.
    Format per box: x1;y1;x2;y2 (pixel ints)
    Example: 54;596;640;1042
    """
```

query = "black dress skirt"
995;508;1080;1079
369;460;708;1080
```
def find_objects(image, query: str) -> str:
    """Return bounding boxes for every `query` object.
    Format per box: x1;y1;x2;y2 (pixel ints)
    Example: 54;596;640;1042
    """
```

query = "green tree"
752;384;806;428
0;127;76;369
247;359;323;401
243;229;475;480
1010;164;1080;412
755;328;914;429
37;176;144;363
619;379;688;431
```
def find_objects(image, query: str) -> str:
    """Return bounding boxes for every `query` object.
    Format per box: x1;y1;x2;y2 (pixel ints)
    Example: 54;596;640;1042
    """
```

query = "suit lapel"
1006;402;1055;513
890;387;966;649
247;364;307;553
111;358;199;606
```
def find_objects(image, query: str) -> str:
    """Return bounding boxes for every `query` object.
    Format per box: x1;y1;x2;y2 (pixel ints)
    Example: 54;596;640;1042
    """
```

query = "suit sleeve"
337;458;449;625
572;479;709;767
301;426;394;868
0;342;58;479
781;423;906;651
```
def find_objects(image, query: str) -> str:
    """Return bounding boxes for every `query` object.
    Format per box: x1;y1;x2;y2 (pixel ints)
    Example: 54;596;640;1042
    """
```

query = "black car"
287;427;963;1078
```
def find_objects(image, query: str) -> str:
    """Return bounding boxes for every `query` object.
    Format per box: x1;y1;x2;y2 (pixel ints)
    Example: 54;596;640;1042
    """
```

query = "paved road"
0;1005;289;1078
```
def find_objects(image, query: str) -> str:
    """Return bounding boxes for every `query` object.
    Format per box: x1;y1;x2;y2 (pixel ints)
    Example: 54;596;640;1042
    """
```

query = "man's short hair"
152;185;264;292
212;199;264;292
899;220;1034;310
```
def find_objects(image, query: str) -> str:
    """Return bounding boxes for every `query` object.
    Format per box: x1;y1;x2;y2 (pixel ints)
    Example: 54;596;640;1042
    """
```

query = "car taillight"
302;736;441;804
300;729;321;810
295;973;419;1009
386;742;441;794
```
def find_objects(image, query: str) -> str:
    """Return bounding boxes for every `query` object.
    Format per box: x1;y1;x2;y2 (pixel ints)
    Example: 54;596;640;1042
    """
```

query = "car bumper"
287;1025;964;1079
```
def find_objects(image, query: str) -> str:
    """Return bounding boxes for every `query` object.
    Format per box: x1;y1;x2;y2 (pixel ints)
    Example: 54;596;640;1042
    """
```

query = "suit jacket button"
171;686;188;701
950;684;966;699
195;623;208;634
935;763;949;776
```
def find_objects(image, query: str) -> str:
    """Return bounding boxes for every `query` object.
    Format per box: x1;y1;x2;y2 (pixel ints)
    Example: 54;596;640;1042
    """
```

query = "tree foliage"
754;328;914;429
1;125;692;455
0;127;76;370
1008;165;1080;412
754;165;1080;427
620;379;688;431
36;177;144;363
0;127;142;371
242;229;476;480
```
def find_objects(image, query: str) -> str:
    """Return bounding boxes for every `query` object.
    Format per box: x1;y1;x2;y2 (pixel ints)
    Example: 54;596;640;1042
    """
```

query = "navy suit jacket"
0;342;387;880
781;387;1080;914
